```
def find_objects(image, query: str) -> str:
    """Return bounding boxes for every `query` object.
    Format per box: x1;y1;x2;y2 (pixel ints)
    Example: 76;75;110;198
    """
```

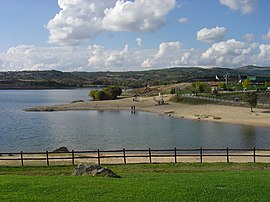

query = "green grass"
0;163;270;201
170;95;220;105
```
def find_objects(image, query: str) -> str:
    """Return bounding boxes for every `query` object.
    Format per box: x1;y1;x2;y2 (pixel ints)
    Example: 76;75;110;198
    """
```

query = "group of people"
131;105;136;114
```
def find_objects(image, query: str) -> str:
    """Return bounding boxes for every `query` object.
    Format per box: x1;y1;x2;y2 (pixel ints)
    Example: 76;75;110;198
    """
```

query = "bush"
89;86;122;100
104;86;122;99
89;90;98;100
170;88;176;94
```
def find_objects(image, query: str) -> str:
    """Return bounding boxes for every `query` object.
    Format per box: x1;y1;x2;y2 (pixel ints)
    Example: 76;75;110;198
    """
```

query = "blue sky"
0;0;270;72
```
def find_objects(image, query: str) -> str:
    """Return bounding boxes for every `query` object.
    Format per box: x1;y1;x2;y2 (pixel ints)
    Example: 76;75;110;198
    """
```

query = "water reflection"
240;126;257;148
1;89;270;152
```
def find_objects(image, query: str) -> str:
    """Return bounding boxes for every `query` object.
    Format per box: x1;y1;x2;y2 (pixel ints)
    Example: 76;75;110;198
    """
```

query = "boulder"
53;147;69;153
72;163;121;178
70;100;84;103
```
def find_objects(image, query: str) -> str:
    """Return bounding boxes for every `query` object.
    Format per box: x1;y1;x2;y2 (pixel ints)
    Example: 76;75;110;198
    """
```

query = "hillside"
237;65;270;76
0;66;270;89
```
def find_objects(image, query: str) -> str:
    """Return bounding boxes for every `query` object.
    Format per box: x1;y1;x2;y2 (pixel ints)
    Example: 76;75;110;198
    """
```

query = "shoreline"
1;150;270;166
25;94;270;128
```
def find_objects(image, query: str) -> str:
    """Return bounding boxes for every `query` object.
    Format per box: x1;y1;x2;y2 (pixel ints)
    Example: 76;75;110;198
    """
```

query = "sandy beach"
25;94;270;128
1;149;270;166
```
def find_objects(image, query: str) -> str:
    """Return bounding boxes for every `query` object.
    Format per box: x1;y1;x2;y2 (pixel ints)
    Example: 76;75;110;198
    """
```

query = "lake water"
0;89;270;152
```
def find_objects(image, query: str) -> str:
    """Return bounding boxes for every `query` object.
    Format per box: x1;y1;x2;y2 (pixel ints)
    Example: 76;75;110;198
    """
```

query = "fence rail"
181;94;270;107
1;148;270;166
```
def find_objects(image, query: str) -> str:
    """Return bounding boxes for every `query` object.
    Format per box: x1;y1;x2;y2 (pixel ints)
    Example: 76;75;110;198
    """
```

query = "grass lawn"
0;163;270;201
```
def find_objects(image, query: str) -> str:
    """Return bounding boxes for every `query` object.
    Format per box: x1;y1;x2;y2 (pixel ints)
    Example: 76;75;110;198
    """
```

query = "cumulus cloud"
200;39;257;66
141;42;201;68
197;27;227;43
178;17;189;23
141;42;181;67
103;0;176;32
242;33;255;42
219;0;257;14
262;28;270;40
136;38;143;47
46;0;176;45
0;45;90;71
257;44;270;64
88;44;133;70
1;40;270;71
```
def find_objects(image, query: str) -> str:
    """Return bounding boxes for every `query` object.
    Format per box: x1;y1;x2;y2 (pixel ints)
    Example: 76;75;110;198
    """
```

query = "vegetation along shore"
25;90;270;128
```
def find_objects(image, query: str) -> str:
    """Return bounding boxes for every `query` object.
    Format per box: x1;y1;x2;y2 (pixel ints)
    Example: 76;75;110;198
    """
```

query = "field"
1;163;270;201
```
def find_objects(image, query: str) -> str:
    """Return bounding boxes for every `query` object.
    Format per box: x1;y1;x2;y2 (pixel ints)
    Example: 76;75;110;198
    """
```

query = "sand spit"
25;94;270;128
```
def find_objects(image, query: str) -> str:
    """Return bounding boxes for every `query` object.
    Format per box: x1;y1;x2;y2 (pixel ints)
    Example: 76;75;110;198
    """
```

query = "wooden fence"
1;148;270;166
181;94;270;107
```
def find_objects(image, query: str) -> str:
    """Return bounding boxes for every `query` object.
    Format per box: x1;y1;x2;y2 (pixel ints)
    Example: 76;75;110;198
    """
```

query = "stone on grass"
53;147;69;153
72;163;121;178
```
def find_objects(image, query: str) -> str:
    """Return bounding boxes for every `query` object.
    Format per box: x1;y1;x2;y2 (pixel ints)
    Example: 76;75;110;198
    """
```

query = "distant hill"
237;65;270;76
0;66;269;89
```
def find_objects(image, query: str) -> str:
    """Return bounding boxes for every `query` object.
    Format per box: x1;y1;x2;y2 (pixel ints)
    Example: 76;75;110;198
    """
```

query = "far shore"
25;94;270;128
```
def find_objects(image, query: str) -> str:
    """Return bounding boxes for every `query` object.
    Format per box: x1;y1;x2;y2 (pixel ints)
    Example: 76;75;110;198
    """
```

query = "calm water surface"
0;89;270;152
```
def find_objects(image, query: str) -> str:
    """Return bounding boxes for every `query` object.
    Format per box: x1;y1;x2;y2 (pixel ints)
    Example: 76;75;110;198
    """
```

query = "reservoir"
0;89;270;152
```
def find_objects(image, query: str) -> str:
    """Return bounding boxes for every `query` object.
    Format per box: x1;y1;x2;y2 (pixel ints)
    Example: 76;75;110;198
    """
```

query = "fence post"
253;147;256;163
226;147;229;163
123;148;126;164
97;149;100;165
72;150;75;165
20;151;24;167
200;147;203;163
46;150;49;166
149;148;152;163
174;147;177;163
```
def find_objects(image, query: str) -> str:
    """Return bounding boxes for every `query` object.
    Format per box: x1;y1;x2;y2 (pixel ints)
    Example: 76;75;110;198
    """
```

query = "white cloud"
141;42;201;68
0;45;90;71
46;0;176;45
103;0;176;32
136;38;143;47
178;17;189;23
200;39;257;67
219;0;257;14
242;33;255;42
141;42;182;67
257;44;270;63
155;42;181;59
88;44;135;70
1;40;270;72
262;28;270;40
197;27;227;43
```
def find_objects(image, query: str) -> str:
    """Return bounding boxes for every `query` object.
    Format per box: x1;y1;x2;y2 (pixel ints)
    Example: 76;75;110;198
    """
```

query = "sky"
0;0;270;72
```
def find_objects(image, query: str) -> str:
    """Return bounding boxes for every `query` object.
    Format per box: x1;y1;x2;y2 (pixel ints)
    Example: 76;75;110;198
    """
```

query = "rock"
70;100;84;103
72;163;121;178
53;146;69;153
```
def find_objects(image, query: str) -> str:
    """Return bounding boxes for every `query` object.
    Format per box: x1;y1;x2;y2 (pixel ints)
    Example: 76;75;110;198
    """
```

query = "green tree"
242;79;251;89
89;86;122;100
192;82;208;93
89;90;98;100
104;86;122;99
218;82;226;90
95;90;106;100
243;92;257;112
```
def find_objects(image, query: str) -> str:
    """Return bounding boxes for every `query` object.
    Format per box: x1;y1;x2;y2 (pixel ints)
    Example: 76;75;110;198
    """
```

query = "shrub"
89;86;122;100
